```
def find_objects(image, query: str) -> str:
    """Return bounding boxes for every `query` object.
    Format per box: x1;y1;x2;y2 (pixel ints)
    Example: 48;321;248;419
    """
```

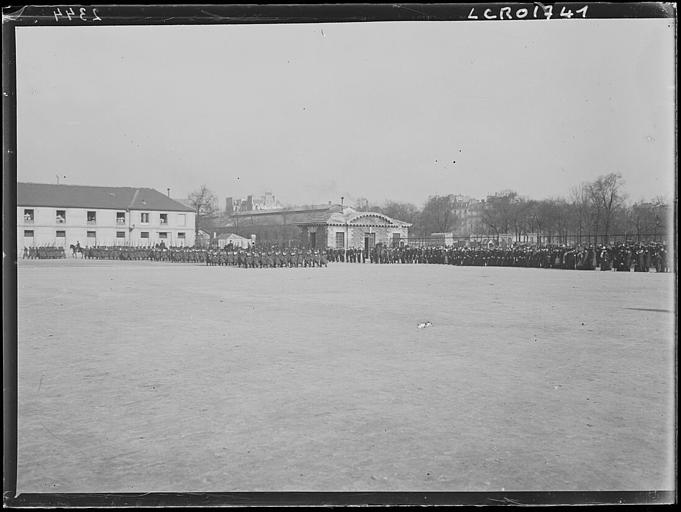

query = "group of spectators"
326;241;670;272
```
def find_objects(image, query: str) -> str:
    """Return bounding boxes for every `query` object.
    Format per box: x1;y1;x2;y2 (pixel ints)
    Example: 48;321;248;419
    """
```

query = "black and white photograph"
2;3;676;507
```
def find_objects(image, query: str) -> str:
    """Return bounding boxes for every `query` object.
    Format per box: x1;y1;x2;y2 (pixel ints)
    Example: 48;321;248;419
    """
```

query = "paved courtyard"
16;260;675;492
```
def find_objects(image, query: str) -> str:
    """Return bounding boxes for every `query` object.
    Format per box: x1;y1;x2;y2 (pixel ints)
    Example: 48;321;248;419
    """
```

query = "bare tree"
568;183;592;244
530;199;565;244
588;172;626;244
188;185;219;246
380;201;421;226
626;196;670;241
509;197;532;242
420;195;457;235
480;191;519;241
651;196;671;240
551;198;571;244
527;199;556;243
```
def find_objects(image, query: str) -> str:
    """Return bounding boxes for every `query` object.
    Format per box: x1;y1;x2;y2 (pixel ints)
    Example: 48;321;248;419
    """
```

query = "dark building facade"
226;204;340;245
221;204;411;249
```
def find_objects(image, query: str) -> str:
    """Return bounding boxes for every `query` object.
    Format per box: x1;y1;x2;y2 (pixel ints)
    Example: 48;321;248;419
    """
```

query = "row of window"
23;230;186;239
333;231;401;249
22;209;186;226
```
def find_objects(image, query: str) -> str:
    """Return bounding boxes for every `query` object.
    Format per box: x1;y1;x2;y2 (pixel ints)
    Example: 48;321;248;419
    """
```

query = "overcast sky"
16;19;675;208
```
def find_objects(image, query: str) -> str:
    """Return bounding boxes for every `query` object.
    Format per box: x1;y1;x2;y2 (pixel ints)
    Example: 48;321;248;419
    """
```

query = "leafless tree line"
363;173;672;244
189;172;672;245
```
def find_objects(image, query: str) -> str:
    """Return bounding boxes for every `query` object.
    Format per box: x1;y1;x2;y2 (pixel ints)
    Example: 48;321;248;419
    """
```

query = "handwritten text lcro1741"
468;5;589;20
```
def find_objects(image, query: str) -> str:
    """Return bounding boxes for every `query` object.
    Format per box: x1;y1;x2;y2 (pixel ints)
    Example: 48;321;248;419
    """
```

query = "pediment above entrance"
348;213;393;226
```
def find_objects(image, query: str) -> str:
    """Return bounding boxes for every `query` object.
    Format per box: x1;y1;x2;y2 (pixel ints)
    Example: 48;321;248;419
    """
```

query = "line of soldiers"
21;244;331;268
22;246;66;259
325;242;671;272
83;246;208;263
326;247;366;263
206;247;328;268
21;240;670;273
21;245;208;262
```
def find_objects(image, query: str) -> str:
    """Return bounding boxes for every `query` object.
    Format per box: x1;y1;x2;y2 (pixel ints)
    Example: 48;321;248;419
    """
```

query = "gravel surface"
16;260;675;492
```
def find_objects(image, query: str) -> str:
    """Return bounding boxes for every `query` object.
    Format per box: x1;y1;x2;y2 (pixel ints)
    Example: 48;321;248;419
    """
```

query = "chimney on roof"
167;188;170;198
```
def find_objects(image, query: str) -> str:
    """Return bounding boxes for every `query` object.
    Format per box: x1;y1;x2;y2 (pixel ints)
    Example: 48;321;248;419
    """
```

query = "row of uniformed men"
206;248;328;267
84;246;207;262
21;245;207;262
22;246;66;259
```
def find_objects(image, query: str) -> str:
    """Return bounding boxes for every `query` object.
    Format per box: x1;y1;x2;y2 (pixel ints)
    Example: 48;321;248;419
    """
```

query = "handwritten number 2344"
53;8;102;22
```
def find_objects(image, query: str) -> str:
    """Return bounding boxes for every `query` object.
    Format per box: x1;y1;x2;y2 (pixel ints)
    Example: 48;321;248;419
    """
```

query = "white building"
216;233;251;249
17;182;196;252
296;207;411;251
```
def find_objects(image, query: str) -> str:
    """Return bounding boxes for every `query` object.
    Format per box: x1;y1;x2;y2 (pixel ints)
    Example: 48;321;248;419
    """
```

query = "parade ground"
16;260;675;493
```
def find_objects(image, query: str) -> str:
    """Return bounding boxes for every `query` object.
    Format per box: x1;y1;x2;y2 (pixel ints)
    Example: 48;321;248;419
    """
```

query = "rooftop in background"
296;206;413;227
226;192;283;214
17;182;194;212
228;204;412;227
216;233;249;241
230;203;341;217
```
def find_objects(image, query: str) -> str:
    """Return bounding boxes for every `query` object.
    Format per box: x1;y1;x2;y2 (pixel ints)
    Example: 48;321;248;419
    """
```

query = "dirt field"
16;260;675;493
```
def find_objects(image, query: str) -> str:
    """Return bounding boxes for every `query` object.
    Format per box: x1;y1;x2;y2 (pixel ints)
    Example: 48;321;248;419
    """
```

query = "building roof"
17;182;194;212
222;204;412;228
173;198;194;209
225;204;343;226
230;204;339;218
297;207;412;228
216;233;249;241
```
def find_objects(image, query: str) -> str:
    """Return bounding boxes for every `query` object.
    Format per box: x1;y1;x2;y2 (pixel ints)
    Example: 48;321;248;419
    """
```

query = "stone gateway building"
17;182;196;252
297;207;411;253
221;204;411;249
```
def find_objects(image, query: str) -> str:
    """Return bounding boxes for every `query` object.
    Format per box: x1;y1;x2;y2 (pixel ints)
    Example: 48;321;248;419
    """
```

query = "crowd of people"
21;240;670;273
326;241;670;272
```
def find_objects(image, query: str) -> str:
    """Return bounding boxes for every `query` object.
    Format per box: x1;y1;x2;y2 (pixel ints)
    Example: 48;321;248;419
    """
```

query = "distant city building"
487;190;516;200
451;194;484;236
355;197;369;210
17;182;196;251
225;192;282;214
